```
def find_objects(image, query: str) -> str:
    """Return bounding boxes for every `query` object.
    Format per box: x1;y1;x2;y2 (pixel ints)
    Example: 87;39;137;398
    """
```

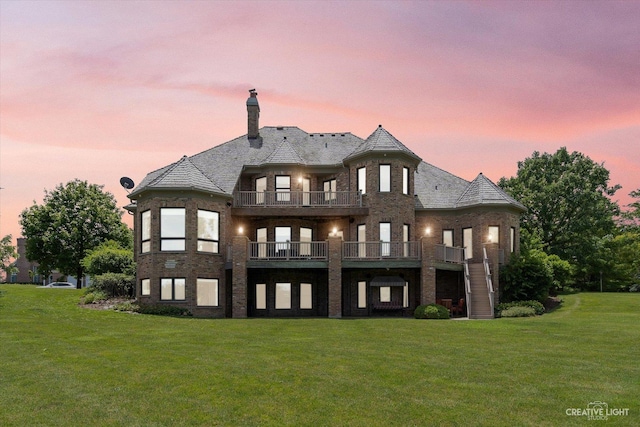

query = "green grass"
0;285;638;426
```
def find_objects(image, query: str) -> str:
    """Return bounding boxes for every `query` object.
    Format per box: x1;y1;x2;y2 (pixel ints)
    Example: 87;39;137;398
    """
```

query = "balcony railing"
248;241;328;260
343;241;420;260
435;244;465;264
234;191;362;208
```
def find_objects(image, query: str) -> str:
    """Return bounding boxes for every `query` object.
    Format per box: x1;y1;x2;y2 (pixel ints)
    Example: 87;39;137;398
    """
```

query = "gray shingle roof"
131;125;524;212
345;125;421;163
456;173;526;210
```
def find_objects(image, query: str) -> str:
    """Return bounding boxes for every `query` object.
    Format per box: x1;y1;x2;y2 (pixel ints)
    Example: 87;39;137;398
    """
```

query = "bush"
500;306;536;318
82;290;108;304
82;240;135;276
137;304;192;317
90;273;135;298
414;303;450;319
113;301;139;312
500;249;554;303
496;300;545;316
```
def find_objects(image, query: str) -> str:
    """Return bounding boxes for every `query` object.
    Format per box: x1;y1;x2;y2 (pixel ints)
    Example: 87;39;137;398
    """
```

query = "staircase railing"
482;247;495;316
463;249;472;318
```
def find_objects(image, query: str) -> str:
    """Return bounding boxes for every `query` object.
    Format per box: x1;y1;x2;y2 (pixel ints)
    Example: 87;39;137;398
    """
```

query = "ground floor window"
380;286;391;302
160;278;186;301
256;284;266;309
197;278;219;306
300;283;312;309
141;278;150;296
358;281;367;308
275;283;291;309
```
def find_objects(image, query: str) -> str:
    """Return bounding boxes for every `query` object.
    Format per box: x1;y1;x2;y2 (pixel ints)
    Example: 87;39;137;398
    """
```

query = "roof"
344;125;421;163
131;125;524;211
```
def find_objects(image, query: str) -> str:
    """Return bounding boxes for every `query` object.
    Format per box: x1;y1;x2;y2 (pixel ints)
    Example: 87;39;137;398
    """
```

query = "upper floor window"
160;208;185;251
141;210;151;253
324;179;337;200
510;227;516;253
463;227;473;259
357;167;366;194
198;210;219;253
380;222;391;256
275;175;290;202
488;226;500;245
443;230;454;247
402;167;409;195
380;164;391;192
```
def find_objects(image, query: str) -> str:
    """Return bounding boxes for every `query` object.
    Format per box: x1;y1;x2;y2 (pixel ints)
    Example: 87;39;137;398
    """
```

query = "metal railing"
343;241;420;260
434;244;465;264
248;241;328;260
233;190;362;208
482;247;495;315
463;252;472;318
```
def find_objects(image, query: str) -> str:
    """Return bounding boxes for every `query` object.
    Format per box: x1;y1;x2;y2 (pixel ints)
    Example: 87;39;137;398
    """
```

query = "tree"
499;147;621;288
19;180;130;288
1;235;19;282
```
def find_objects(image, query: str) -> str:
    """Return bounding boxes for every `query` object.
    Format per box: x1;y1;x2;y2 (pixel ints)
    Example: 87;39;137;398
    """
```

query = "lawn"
0;285;637;426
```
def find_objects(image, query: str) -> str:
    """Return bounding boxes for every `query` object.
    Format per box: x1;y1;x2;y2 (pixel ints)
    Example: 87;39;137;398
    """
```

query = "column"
232;235;249;318
420;234;437;305
327;235;342;318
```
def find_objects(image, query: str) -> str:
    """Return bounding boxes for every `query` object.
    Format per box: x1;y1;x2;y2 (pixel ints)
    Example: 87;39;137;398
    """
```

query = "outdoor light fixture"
425;226;432;236
332;227;338;236
238;226;244;235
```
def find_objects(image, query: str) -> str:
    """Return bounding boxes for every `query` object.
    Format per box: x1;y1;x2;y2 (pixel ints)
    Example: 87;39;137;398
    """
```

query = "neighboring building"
11;237;85;286
127;90;525;319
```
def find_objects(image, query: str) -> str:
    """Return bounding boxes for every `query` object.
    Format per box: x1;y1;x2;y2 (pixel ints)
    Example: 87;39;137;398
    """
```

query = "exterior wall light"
425;227;432;236
238;226;244;235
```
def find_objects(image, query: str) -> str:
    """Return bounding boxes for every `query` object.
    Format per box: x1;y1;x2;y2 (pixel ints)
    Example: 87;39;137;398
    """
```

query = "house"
127;90;525;319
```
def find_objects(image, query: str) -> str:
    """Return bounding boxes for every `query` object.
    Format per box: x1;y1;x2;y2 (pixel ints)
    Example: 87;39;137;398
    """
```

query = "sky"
1;0;639;245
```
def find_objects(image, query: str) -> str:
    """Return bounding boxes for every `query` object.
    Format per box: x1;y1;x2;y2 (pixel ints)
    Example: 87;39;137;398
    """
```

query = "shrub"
500;306;536;318
82;290;108;304
496;300;545;316
414;303;449;319
113;301;139;312
137;304;192;317
82;240;135;276
90;273;135;298
500;249;553;303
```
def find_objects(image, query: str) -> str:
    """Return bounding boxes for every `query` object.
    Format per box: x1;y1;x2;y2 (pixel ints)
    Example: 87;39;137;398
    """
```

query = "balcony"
232;191;368;217
343;241;421;259
248;241;328;260
434;244;465;264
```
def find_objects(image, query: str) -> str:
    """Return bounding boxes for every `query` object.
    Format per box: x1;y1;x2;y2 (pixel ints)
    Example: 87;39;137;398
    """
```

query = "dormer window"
380;164;391;192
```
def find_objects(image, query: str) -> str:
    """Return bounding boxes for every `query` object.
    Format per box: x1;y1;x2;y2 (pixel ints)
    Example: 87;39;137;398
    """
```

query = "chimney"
247;89;260;139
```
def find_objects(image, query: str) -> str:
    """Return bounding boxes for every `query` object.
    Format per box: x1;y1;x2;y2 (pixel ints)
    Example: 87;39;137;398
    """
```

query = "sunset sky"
1;0;639;244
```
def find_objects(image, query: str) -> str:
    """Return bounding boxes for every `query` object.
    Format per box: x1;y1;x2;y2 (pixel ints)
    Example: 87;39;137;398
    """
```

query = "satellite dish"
120;177;135;193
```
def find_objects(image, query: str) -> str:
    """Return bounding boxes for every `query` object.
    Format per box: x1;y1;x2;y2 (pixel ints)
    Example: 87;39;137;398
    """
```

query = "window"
141;210;151;253
197;278;219;306
275;175;290;202
357;167;366;194
443;230;454;247
380;164;391;192
198;210;219;253
160;208;185;251
358;281;367;308
463;228;473;259
141;278;150;296
275;283;291;309
300;283;312;309
380;222;391;256
488;226;499;245
380;286;391;303
256;176;267;204
275;226;291;252
160;278;185;301
257;228;267;258
357;224;366;258
510;227;516;253
403;167;409;195
324;178;337;201
403;282;409;308
403;224;410;256
256;284;266;309
300;227;312;256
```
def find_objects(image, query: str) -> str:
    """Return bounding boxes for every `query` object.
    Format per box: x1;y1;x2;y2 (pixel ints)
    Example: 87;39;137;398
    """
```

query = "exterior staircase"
467;263;494;319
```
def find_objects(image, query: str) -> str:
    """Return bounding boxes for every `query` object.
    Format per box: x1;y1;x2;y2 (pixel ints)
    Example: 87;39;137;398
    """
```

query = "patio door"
301;177;310;205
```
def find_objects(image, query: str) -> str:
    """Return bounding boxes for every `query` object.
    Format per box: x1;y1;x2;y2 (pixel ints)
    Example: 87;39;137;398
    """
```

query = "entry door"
302;178;310;205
